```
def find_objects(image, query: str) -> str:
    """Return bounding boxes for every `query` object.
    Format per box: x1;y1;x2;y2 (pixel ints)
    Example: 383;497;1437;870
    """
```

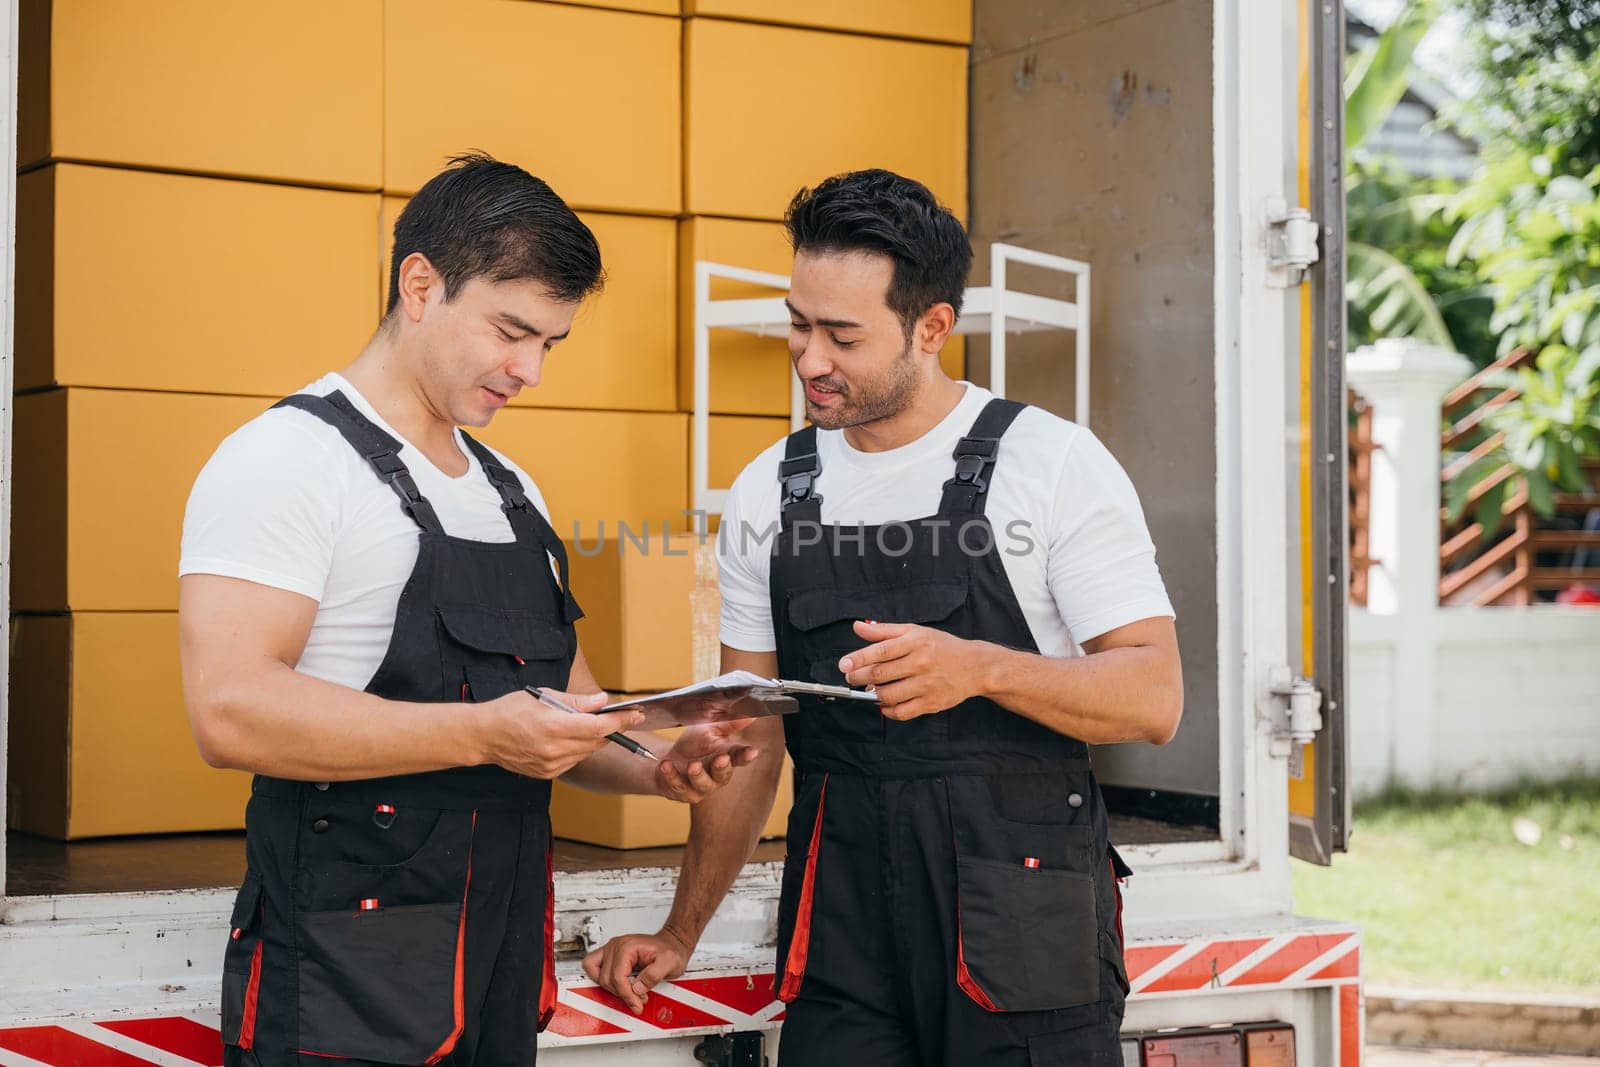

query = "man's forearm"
190;660;489;779
560;732;672;795
978;639;1183;745
659;730;786;948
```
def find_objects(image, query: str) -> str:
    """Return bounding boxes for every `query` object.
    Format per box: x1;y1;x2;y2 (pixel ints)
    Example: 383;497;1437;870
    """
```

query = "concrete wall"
1350;607;1600;798
968;0;1220;796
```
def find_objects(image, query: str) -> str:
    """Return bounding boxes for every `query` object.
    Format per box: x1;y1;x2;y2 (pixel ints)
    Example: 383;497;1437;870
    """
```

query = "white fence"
1347;340;1600;798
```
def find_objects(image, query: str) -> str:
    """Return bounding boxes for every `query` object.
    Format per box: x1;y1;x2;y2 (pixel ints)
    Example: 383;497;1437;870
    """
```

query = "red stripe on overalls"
239;939;264;1048
777;774;829;1002
423;811;477;1065
538;838;558;1031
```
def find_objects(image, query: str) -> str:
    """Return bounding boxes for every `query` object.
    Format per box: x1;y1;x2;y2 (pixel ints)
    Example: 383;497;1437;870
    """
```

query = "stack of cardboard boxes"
9;0;969;845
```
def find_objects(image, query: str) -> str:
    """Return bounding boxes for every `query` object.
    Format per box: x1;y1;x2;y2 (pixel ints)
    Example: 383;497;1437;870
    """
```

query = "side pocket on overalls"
295;810;476;1064
948;777;1101;1013
1102;847;1133;996
220;870;265;1050
774;773;829;1002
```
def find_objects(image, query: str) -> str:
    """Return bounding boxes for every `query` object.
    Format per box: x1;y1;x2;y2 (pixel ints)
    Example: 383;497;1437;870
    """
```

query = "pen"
527;686;659;761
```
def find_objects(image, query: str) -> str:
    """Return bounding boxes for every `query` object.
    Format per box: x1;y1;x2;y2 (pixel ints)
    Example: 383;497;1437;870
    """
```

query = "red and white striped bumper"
0;927;1361;1065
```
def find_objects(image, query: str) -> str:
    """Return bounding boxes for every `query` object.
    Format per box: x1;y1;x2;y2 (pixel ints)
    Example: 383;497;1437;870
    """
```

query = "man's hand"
481;690;645;779
839;620;999;721
582;927;693;1013
655;719;761;803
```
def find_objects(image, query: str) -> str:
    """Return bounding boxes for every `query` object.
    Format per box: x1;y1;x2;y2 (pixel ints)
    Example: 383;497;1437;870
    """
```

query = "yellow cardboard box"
684;19;968;220
685;0;970;43
475;408;689;544
551;750;793;849
6;612;252;839
12;389;274;613
16;164;379;396
385;0;681;214
568;533;700;693
380;197;678;411
18;0;382;188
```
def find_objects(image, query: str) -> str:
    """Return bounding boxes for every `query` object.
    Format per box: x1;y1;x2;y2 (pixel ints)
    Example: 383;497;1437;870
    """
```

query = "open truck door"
1288;0;1351;866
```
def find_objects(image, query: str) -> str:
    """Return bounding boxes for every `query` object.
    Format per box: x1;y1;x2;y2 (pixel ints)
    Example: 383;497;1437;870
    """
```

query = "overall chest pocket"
785;578;970;686
436;603;571;702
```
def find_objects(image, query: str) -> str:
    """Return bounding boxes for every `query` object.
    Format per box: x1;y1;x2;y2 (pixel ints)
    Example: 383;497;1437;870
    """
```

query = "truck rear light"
1141;1029;1242;1066
1134;1023;1296;1066
1241;1023;1296;1065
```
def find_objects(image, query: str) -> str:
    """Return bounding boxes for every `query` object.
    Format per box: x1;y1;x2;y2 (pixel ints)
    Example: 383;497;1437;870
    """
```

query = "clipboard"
604;670;878;731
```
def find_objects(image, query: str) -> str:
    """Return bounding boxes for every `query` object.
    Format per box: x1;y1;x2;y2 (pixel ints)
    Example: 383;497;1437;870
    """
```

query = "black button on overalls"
219;391;582;1066
769;398;1131;1067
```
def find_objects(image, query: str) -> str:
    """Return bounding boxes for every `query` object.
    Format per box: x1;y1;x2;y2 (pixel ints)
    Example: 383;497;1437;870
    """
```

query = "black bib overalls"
220;392;581;1066
769;398;1131;1067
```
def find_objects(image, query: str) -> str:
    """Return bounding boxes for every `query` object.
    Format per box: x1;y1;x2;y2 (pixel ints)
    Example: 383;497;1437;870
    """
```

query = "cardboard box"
475;408;689;544
569;533;701;692
385;0;681;214
569;0;678;13
18;0;382;188
678;217;794;415
678;217;967;414
6;612;252;839
685;0;970;43
381;197;678;411
684;19;967;220
16;164;380;396
12;389;275;613
551;751;793;849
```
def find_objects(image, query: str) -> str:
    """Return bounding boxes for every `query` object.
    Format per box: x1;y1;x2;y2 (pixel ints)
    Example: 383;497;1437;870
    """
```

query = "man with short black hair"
181;153;757;1066
585;169;1182;1064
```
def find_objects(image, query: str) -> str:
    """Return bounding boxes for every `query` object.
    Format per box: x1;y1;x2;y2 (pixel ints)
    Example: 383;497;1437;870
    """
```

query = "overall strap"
274;391;445;534
458;432;584;624
938;398;1027;516
778;425;823;530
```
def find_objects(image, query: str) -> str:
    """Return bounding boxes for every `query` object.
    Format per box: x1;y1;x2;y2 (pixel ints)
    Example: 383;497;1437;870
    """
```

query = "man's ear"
396;252;440;323
917;302;957;355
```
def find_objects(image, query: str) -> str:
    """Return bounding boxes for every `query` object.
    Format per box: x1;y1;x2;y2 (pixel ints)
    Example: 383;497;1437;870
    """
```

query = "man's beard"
804;339;921;430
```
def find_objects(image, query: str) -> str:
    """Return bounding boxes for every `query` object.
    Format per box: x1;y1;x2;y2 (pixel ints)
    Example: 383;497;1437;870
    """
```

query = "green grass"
1291;777;1600;995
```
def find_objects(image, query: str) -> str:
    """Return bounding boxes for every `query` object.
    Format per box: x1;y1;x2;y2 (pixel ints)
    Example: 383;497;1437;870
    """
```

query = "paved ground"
1369;1049;1600;1065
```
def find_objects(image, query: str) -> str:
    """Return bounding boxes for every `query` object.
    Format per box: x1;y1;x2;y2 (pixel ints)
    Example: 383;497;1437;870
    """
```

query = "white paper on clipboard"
604;670;878;731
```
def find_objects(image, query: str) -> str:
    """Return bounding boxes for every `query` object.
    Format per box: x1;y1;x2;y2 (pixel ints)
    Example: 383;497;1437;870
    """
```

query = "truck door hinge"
1265;197;1321;285
1266;665;1323;763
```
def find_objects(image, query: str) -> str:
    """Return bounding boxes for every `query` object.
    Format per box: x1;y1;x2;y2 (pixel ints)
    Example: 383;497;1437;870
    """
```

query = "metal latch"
1265;197;1321;284
1266;665;1323;759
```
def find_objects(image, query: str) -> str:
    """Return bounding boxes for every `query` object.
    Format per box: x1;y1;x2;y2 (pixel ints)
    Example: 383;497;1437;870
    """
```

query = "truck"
0;0;1360;1063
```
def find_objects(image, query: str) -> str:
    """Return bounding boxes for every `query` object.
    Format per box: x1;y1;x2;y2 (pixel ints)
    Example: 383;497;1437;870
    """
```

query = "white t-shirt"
717;383;1173;656
180;372;555;692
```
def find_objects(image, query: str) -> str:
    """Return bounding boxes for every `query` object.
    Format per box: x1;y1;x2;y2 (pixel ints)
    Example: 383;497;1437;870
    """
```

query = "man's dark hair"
385;152;604;315
783;169;971;336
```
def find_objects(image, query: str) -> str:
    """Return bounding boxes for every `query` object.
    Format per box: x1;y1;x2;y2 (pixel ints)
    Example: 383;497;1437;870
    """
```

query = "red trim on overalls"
538;839;558;1031
777;775;829;1002
1111;859;1126;953
954;909;1002;1012
238;937;264;1048
422;811;477;1065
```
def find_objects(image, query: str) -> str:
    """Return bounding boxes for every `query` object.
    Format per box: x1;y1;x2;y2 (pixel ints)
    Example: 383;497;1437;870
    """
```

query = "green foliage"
1448;153;1600;356
1347;0;1600;522
1345;0;1442;150
1345;161;1497;363
1443;346;1600;531
1446;0;1600;173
